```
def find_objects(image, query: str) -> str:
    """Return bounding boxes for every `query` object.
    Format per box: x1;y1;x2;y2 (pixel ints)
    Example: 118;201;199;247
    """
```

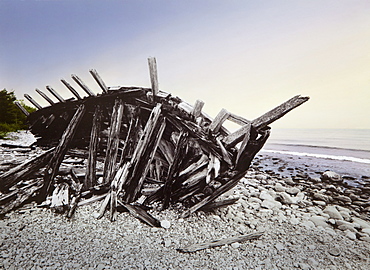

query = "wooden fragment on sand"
178;231;264;253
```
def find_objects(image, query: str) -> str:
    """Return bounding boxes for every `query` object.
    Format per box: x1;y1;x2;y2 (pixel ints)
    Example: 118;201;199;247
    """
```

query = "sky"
1;0;370;129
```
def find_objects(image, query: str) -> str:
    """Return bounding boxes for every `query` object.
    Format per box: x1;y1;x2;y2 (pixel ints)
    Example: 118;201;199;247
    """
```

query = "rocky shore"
1;132;370;269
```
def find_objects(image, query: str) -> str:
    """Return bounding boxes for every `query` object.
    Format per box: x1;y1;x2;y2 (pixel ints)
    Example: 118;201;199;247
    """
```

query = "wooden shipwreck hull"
2;58;309;224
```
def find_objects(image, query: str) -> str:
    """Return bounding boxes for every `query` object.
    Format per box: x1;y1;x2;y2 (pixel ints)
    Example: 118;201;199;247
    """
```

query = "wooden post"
148;57;159;98
71;74;95;96
35;88;55;105
209;109;230;133
14;101;29;116
84;105;102;190
46;86;65;103
191;100;205;118
103;98;124;184
89;69;108;93
235;123;251;166
61;79;82;100
38;104;86;202
24;94;42;110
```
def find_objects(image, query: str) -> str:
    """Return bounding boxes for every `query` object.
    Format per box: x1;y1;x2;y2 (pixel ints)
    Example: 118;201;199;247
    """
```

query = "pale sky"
1;0;370;129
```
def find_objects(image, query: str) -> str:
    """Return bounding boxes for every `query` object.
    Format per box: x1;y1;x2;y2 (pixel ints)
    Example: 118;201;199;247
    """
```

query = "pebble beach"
1;131;370;269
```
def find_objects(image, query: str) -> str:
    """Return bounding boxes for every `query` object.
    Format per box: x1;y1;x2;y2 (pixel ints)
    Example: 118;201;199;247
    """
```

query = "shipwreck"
1;58;309;226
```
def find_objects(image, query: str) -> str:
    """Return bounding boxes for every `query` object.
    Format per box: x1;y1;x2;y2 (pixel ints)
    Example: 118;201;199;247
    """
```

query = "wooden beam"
191;100;205;118
61;79;82;100
38;104;86;202
252;95;309;130
89;69;108;93
209;109;230;133
46;85;65;103
35;88;55;105
71;74;95;96
103;98;124;184
84;105;102;190
24;94;42;109
14;101;29;116
227;113;250;126
148;57;159;98
223;124;252;148
235;123;251;166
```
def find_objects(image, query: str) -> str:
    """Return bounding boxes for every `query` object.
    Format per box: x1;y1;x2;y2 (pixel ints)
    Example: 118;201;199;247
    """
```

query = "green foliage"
0;89;36;138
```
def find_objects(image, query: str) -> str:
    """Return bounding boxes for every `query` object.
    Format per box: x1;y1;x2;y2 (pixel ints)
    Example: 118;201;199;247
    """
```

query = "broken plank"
148;57;159;97
46;86;65;103
24;94;42;109
14;101;29;116
209;108;230;133
38;104;86;202
178;231;264;253
117;200;160;227
89;69;108;93
0;148;55;192
191;100;205;118
35;88;55;105
223;123;252;148
252;95;309;130
61;79;82;100
71;74;95;96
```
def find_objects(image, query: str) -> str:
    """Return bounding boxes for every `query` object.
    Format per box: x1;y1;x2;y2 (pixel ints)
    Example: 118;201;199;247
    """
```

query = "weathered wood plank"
209;109;230;133
38;104;86;202
178;231;264;253
0;148;55;192
14;101;29;116
148;57;159;98
24;94;42;109
223;124;251;148
235;123;251;166
61;79;82;100
252;95;309;129
35;88;55;105
103;99;124;184
89;69;108;93
227;113;250;126
71;74;95;96
84;105;102;190
46;86;65;103
191;100;205;118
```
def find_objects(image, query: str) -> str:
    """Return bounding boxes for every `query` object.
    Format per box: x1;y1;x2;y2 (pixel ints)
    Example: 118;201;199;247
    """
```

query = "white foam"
261;149;370;164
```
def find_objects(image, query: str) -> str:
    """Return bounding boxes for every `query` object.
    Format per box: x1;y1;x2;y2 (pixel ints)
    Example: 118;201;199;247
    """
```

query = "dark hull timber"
3;58;309;222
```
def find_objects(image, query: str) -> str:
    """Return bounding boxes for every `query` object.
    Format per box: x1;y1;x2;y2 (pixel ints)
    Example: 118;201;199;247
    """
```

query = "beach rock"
352;217;370;229
334;195;352;203
338;224;357;233
344;230;357;240
321;171;342;182
160;220;171;229
273;183;286;192
278;192;295;205
259;190;275;201
362;228;370;235
310;216;331;228
327;247;341;256
323;206;343;220
286;187;300;196
261;199;281;210
313;200;326;206
313;192;331;202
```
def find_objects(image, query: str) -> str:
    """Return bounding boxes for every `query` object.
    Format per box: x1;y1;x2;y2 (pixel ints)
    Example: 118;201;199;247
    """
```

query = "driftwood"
178;231;264;253
2;57;309;226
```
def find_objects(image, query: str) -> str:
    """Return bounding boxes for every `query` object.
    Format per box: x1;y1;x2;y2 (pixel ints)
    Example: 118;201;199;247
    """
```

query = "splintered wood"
0;57;309;229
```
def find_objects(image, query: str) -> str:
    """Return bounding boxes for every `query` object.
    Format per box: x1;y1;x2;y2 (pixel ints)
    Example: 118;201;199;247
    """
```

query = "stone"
313;200;326;206
338;224;357;233
259;190;275;201
290;217;300;225
313;192;331;202
307;258;319;267
256;174;268;181
327;247;341;256
286;187;300;195
275;243;285;251
160;220;171;229
231;242;241;249
310;216;331;228
344;230;357;240
261;199;281;210
274;183;286;192
278;192;295;204
362;228;370;235
321;171;342;182
323;205;343;220
334;195;352;203
352;217;370;229
164;239;171;247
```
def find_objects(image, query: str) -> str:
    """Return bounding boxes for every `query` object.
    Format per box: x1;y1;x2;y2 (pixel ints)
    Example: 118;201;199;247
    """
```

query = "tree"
0;89;36;135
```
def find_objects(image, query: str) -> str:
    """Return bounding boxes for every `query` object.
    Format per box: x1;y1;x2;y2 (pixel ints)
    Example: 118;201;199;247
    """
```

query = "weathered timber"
24;94;42;110
148;57;159;98
89;69;108;93
39;104;86;202
61;79;82;100
199;197;239;211
191;100;205;118
103;99;124;184
252;95;309;130
235;123;251;166
46;86;65;103
209;108;229;133
14;101;30;116
223;123;251;148
35;88;55;105
162;131;188;209
0;148;55;192
227;113;250;126
178;231;264;253
50;182;69;212
118;200;160;227
71;74;95;96
85;105;102;190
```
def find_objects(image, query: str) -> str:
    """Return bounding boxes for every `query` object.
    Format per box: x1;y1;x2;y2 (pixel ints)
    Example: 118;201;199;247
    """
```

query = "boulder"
261;199;282;210
352;217;370;229
321;171;342;182
278;192;295;204
286;187;300;195
323;205;343;220
310;216;331;228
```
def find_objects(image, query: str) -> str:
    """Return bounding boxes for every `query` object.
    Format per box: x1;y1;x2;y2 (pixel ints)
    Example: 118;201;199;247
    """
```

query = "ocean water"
260;128;370;180
262;129;370;164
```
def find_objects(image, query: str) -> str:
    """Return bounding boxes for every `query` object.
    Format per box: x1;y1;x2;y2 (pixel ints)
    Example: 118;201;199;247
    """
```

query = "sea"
260;128;370;180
